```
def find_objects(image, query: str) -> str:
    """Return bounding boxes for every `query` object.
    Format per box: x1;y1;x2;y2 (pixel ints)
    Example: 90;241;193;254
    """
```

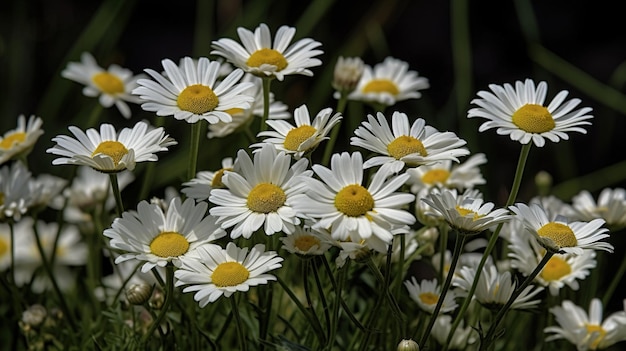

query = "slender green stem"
602;251;626;306
481;251;554;350
394;234;406;300
188;120;203;181
326;256;344;350
260;77;272;133
276;275;326;344
109;173;124;216
419;233;467;347
9;221;15;286
230;296;248;351
86;103;103;128
438;224;449;284
444;143;531;350
321;92;348;166
312;258;331;341
142;264;174;346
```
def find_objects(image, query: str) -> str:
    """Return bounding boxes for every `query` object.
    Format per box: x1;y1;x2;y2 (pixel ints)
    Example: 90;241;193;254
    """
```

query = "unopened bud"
126;283;153;305
149;287;165;309
21;304;47;327
397;339;420;351
332;56;364;93
535;171;552;196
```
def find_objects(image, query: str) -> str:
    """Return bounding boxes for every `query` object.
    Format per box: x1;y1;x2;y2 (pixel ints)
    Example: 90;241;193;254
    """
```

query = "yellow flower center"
177;84;219;114
511;104;555;133
537;222;577;248
247;183;286;213
294;235;321;252
335;184;375;217
149;231;190;258
422;169;450;185
0;132;26;150
387;136;427;160
225;108;245;116
211;168;232;188
455;206;484;221
212;261;250;287
0;192;4;206
585;324;607;349
540;256;571;281
362;79;399;95
92;72;125;94
246;48;288;71
0;237;8;257
284;125;317;151
418;292;439;306
91;141;129;166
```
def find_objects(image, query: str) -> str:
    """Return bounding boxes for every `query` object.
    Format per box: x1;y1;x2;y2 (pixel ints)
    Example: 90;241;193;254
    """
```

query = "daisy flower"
253;104;342;159
421;188;511;235
279;226;336;256
132;56;254;124
345;56;429;106
351;111;469;172
175;242;283;306
570;188;626;230
431;314;478;350
467;78;593;147
209;144;312;239
61;52;143;119
0;114;44;165
406;153;487;193
47;121;176;173
294;152;415;252
509;203;613;255
545;298;626;350
0;162;38;221
182;157;234;201
211;23;323;81
332;56;364;93
404;277;458;314
103;197;226;273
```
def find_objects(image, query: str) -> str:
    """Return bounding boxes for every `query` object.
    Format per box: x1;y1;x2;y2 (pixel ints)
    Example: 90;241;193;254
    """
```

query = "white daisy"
209;144;312;239
132;56;254;124
0;115;44;165
404;277;458;314
509;202;613;255
545;298;626;350
345;56;429;106
293;152;415;252
61;52;143;119
406;153;487;193
332;56;364;93
570;188;626;230
351;111;469;172
0;162;38;221
467;78;593;147
47;121;176;173
431;314;478;350
182;157;234;202
279;226;336;256
211;23;323;81
253;104;342;159
103;197;226;273
421;188;511;235
175;242;283;306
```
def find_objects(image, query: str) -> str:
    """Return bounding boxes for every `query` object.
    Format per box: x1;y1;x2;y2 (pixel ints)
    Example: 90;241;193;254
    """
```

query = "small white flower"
332;56;364;93
406;153;487;193
182;157;234;202
0;115;44;165
431;315;478;350
280;226;336;256
0;162;37;221
570;188;626;230
404;277;458;314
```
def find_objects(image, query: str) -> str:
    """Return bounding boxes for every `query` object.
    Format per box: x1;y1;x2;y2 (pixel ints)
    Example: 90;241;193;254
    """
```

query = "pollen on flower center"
387;135;427;160
0;132;26;150
212;261;250;287
247;48;288;71
284;125;317;151
455;206;484;221
419;292;439;305
294;235;320;252
247;183;286;213
335;184;375;217
422;169;450;185
511;104;555;133
540;256;571;281
92;141;129;166
0;237;8;256
149;231;190;258
585;324;607;349
177;84;219;114
537;222;577;248
0;192;4;206
225;108;245;116
362;79;400;95
92;72;125;94
212;168;232;188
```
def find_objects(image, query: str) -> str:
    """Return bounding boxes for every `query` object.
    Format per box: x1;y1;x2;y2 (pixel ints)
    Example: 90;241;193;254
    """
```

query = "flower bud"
126;283;153;305
332;56;364;93
21;304;47;327
397;339;420;351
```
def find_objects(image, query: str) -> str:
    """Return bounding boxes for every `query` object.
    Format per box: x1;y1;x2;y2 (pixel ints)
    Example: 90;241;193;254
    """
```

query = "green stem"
394;234;406;302
230;296;248;351
9;221;15;286
188;120;203;181
276;275;326;344
480;251;554;350
260;77;272;133
86;103;103;128
321;92;348;166
419;233;467;347
312;258;331;341
444;142;531;350
142;264;174;346
139;117;165;201
602;251;626;306
109;173;124;216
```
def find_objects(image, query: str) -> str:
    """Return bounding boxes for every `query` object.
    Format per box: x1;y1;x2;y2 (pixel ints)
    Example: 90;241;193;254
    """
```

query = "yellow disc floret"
294;235;321;252
92;72;125;94
511;104;555;133
177;84;219;114
540;256;572;281
212;261;250;287
0;132;26;150
419;292;439;306
422;169;450;185
247;48;288;71
211;168;232;188
335;184;375;217
455;206;484;221
585;324;607;350
284;125;317;151
149;231;190;258
0;237;8;257
362;79;400;95
537;222;577;248
247;183;286;213
387;136;427;160
92;141;129;166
